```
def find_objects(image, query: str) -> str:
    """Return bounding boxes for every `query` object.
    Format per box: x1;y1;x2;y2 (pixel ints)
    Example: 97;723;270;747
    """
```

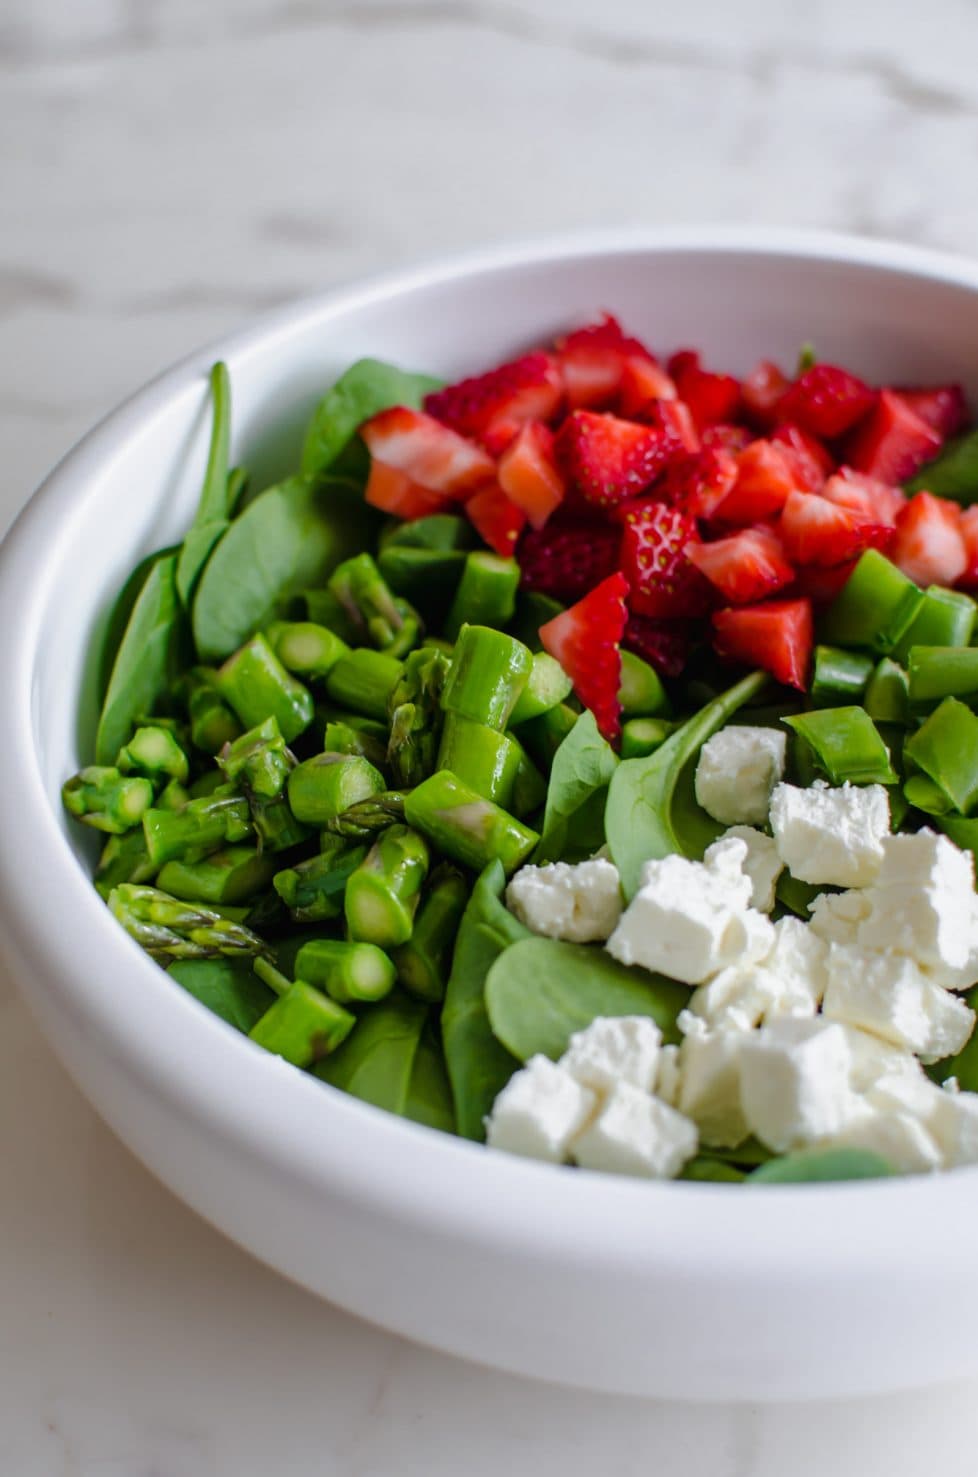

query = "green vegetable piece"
322;790;408;839
143;788;253;867
327;552;421;657
249;980;355;1068
217;633;314;743
294;937;397;1005
864;657;911;725
392;864;468;1003
325;647;404;720
116;725;190;785
485;938;687;1062
510;591;565;652
680;1156;746;1183
906;427;978;501
323;719;389;769
903;774;953;816
63;766;153;834
108;883;268;962
441;624;533;731
796;341;816;374
904;697;978;814
749;1147;896;1184
300;587;362;644
818;549;923;654
404;1023;456;1133
377;545;466;616
218;716;290;797
157;777;190;812
404;770;539;875
314;991;428;1111
509;743;547;820
508;652;574;726
176;362;233;607
168;956;275;1033
892;586;976;663
782;707;897;786
513;701;578;770
534;710;618;865
345;823;430;948
387;645;449;788
809;645;873;708
607;671;767;899
301;359;441;480
266;620;349;678
287;752;386;826
620;717;676;760
907;645;978;706
436;712;521;807
618;649;671;717
272;838;367;922
380;513;476;555
441;860;529;1140
157;845;275;906
94;828;156;898
184;667;242;755
192;475;369;662
96;552;187;765
96;545;177;705
444;552;520;641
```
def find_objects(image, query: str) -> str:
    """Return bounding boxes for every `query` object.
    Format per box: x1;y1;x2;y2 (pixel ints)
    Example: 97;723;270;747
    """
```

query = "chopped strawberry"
638;397;700;453
770;423;833;492
497;421;566;529
779;489;891;568
361;406;495;497
464;482;527;557
896;385;968;439
622;614;691;677
364;461;443;519
792;560;860;604
662;446;739;519
555;315;655;410
958;506;978;589
821;468;905;526
618;499;712;618
557;409;680;510
618;356;677;417
711;440;799;524
741;359;790;427
423;352;563;455
700;423;753;454
539;572;629;741
844;389;942;484
517;517;622;601
712;598;813;690
668;351;741;430
687;526;795;604
889;491;967;587
777;364;877;439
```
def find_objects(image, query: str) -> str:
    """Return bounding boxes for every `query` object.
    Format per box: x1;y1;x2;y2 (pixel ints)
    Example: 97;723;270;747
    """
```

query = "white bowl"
4;228;978;1403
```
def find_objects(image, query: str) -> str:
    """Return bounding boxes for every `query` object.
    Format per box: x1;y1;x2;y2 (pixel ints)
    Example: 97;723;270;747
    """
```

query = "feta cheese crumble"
505;857;623;943
572;1083;698;1178
769;780;890;887
739;1018;861;1153
694;725;786;826
711;826;783;912
822;944;975;1063
485;1055;596;1163
560;1015;661;1095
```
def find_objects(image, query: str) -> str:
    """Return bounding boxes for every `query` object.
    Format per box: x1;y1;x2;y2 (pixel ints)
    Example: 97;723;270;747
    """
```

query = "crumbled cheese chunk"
656;1043;681;1106
572;1082;698;1178
822;944;975;1064
739;1018;861;1153
689;915;825;1032
506;857;622;943
855;831;978;983
807;888;871;945
769;780;890;887
486;1055;596;1163
929;1090;978;1167
559;1015;661;1095
711;826;783;912
677;1017;750;1147
827;1105;943;1174
694;725;786;826
840;1025;925;1094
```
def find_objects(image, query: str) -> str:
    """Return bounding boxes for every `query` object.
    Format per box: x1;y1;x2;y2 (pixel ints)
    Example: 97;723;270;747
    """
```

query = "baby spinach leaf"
906;429;978;502
442;860;529;1140
95;552;188;764
679;1156;746;1183
379;513;476;553
168;956;275;1033
606;670;766;899
301;359;443;481
192;476;371;662
176;362;233;607
404;1023;456;1134
315;992;428;1113
749;1147;896;1184
485;937;688;1062
534;710;618;864
96;544;178;704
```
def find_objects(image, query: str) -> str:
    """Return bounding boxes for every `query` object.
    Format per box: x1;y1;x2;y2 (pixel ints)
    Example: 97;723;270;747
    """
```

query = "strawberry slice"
361;406;495;498
497;421;566;529
896;385;968;439
618;499;712;618
517;517;622;601
668;351;741;430
821;468;905;526
423;352;563;454
844;389;941;484
364;461;443;519
776;364;877;439
712;598;813;690
638;397;701;453
557;410;681;510
889;491;967;587
711;440;799;524
958;506;978;589
464;483;527;557
539;572;629;741
622;614;691;678
741;359;790;427
662;446;739;519
618;357;677;418
687;526;795;604
770;423;833;492
779;489;891;567
700;423;753;454
556;315;658;410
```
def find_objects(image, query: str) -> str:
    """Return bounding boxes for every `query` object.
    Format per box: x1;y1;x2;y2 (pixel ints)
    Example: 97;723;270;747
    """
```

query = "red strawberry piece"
700;423;753;454
844;389;942;484
770;422;833;492
776;364;877;439
958;506;978;589
361;406;495;498
497;421;566;530
423;352;563;455
793;559;861;604
618;357;677;418
364;461;443;519
555;315;656;410
822;468;905;526
622;614;691;678
639;397;701;453
687;526;795;604
741;359;790;427
889;491;967;587
712;598;814;690
464;482;527;557
557;409;681;510
711;440;799;524
662;446;739;519
779;489;891;568
517;517;622;601
539;572;629;741
895;385;968;439
668;350;741;430
618;499;712;618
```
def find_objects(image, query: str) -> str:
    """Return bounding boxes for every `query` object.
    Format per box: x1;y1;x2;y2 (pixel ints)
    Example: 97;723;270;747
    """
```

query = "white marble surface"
5;1;978;1470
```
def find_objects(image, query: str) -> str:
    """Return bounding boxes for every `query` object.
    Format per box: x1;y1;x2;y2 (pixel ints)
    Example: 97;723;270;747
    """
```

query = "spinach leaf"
534;710;618;864
442;860;529;1140
404;1023;456;1134
378;513;476;553
95;552;188;764
168;956;275;1033
906;429;978;502
192;476;371;662
96;544;178;704
606;670;766;899
301;359;443;480
749;1147;896;1184
679;1156;746;1183
176;363;236;607
485;937;688;1062
314;992;427;1113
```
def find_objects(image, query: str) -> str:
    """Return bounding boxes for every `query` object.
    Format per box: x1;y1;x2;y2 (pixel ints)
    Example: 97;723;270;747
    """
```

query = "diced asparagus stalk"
108;883;269;961
440;624;532;731
403;770;539;875
324;648;404;721
387;646;450;788
272;837;367;922
94;829;156;899
386;599;423;660
512;701;578;769
444;551;520;641
189;769;229;799
436;712;521;806
116;725;190;785
323;720;389;770
218;716;309;851
265;620;350;679
287;753;386;826
509;743;547;819
294;938;397;1005
63;766;153;834
323;791;407;839
248;965;355;1069
183;667;243;755
143;787;253;867
508;652;574;725
618;650;670;717
217;633;314;743
157;845;276;906
300;587;361;645
328;552;422;656
620;716;676;759
345;823;430;948
157;778;191;812
392;864;467;1003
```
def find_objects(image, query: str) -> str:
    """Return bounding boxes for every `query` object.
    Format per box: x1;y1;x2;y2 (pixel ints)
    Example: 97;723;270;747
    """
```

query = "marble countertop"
4;2;978;1471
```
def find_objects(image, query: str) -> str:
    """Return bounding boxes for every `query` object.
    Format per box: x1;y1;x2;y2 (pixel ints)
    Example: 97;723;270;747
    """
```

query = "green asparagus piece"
116;725;190;785
322;720;389;770
892;585;977;662
809;646;873;708
143;787;253;867
94;828;156;899
157;778;191;812
508;652;574;725
324;648;404;720
287;753;386;826
387;646;449;788
512;700;579;769
436;712;521;806
620;716;676;759
322;791;408;839
294;938;397;1004
392;864;468;1003
62;767;153;834
157;846;276;906
404;770;539;875
444;552;520;641
217;633;314;743
266;620;350;678
345;824;430;948
108;883;269;961
183;668;243;755
617;650;671;717
864;657;911;724
218;716;291;798
248;977;356;1068
300;587;362;644
272;836;367;922
904;697;978;813
328;553;422;655
188;769;228;799
509;743;547;819
440;624;533;731
376;544;467;613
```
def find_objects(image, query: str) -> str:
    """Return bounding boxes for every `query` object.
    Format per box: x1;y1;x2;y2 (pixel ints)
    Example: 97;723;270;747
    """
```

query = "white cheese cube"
688;964;775;1033
929;1090;978;1167
769;780;890;887
739;1018;860;1153
655;1043;682;1106
822;944;975;1064
694;725;786;826
710;826;783;911
689;915;825;1031
559;1015;661;1095
505;857;622;943
807;889;871;946
486;1055;596;1163
572;1082;698;1179
677;1019;750;1147
827;1106;943;1174
841;1026;925;1093
875;828;975;891
856;832;978;982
